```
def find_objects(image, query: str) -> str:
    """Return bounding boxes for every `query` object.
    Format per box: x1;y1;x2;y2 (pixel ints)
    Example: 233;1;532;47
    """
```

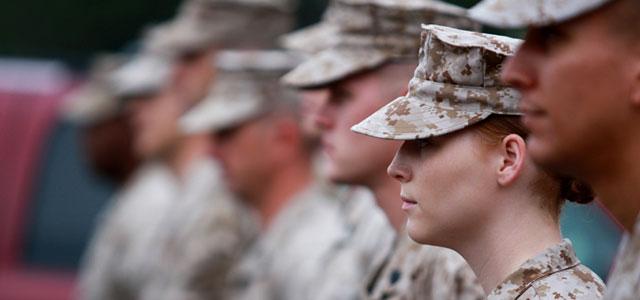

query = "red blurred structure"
0;59;77;300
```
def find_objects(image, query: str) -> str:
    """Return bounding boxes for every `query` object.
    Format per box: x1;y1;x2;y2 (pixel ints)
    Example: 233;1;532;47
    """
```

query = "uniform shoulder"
526;264;605;299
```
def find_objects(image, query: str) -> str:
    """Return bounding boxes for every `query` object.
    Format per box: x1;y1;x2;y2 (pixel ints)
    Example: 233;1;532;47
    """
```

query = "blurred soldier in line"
283;0;486;298
60;54;140;185
77;52;180;300
468;0;640;298
181;49;390;300
78;0;296;299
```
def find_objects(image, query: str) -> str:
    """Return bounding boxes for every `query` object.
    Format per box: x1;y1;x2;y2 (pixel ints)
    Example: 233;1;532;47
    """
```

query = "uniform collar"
488;239;581;298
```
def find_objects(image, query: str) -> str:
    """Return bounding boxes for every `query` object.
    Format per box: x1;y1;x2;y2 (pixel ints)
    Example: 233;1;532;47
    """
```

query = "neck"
165;134;210;181
368;174;405;232
588;147;640;231
453;194;563;294
256;158;313;229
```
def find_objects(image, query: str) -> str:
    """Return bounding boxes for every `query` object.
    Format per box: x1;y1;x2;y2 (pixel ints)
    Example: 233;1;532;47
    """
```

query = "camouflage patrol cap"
469;0;614;28
61;54;126;124
280;0;341;54
180;50;301;134
109;54;173;98
351;24;522;140
282;0;480;89
144;0;296;57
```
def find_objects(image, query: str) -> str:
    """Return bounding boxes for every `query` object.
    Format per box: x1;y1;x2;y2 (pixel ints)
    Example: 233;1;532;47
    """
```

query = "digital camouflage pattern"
352;24;522;140
363;233;485;300
180;50;301;134
280;0;340;54
488;239;605;300
469;0;614;28
282;0;480;89
604;216;640;299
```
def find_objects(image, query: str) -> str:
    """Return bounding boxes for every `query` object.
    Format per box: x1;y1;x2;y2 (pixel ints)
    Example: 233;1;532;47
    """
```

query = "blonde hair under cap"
351;24;522;140
180;50;302;135
282;0;480;89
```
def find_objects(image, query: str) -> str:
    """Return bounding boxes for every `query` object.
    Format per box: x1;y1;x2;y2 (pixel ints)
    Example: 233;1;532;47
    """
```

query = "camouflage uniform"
282;2;485;299
78;163;179;300
139;158;259;300
181;50;396;300
352;24;605;300
604;217;640;299
364;234;484;300
489;240;604;300
468;1;630;299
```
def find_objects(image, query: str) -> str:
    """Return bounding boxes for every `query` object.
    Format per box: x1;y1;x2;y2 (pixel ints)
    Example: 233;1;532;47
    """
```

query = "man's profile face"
312;70;403;186
501;5;638;178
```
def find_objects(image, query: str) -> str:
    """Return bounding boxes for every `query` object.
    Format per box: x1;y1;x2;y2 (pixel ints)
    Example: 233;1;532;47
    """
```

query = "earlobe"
496;134;527;187
631;64;640;107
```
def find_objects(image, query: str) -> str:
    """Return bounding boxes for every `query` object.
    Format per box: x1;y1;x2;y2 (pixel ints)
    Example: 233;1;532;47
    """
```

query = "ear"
496;134;527;187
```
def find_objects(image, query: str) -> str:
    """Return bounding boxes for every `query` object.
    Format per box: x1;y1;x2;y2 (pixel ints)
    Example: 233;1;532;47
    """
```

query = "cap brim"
280;23;339;54
180;90;264;135
469;0;612;28
351;94;492;141
282;47;390;89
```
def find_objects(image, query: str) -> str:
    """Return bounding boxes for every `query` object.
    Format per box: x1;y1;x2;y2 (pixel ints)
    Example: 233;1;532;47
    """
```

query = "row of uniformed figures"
65;0;640;299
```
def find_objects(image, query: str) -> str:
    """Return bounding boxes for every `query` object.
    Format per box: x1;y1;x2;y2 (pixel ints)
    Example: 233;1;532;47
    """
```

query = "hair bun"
561;178;595;204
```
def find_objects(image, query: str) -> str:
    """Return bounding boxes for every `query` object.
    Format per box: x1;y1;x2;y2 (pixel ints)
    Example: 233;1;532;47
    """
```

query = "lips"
401;196;418;211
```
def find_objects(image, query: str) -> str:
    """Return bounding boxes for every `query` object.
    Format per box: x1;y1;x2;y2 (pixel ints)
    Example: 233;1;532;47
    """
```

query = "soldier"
282;0;485;299
180;49;391;300
468;0;640;297
60;54;140;184
77;53;181;300
352;24;605;300
79;0;297;298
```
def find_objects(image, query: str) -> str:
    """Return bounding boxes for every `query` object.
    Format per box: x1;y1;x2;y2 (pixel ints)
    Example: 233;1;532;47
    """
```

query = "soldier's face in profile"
173;47;217;105
127;87;185;159
313;71;402;186
211;117;278;202
387;130;495;246
501;4;638;179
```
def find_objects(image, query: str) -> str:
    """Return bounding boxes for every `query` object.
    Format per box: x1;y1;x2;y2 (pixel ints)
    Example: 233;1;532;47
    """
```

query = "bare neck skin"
587;140;640;232
368;172;405;233
256;158;314;229
166;134;210;181
453;193;563;294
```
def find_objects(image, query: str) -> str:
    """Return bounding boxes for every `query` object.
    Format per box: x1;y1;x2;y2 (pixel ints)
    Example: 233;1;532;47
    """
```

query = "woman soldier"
352;24;605;299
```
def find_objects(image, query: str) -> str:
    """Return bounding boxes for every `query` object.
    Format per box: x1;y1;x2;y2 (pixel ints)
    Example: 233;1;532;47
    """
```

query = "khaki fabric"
604;215;640;299
363;233;485;300
352;24;522;140
488;240;605;300
469;0;614;28
282;0;480;89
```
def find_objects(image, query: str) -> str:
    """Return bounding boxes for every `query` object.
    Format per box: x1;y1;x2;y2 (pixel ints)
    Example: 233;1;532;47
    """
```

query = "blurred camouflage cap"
282;0;481;89
61;54;127;124
280;0;341;54
109;54;173;98
469;0;614;28
180;50;302;134
144;0;296;56
351;24;522;140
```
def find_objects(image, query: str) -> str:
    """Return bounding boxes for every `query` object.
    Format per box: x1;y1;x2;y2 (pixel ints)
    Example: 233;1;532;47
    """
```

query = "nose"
387;148;412;183
313;100;335;131
501;42;537;91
